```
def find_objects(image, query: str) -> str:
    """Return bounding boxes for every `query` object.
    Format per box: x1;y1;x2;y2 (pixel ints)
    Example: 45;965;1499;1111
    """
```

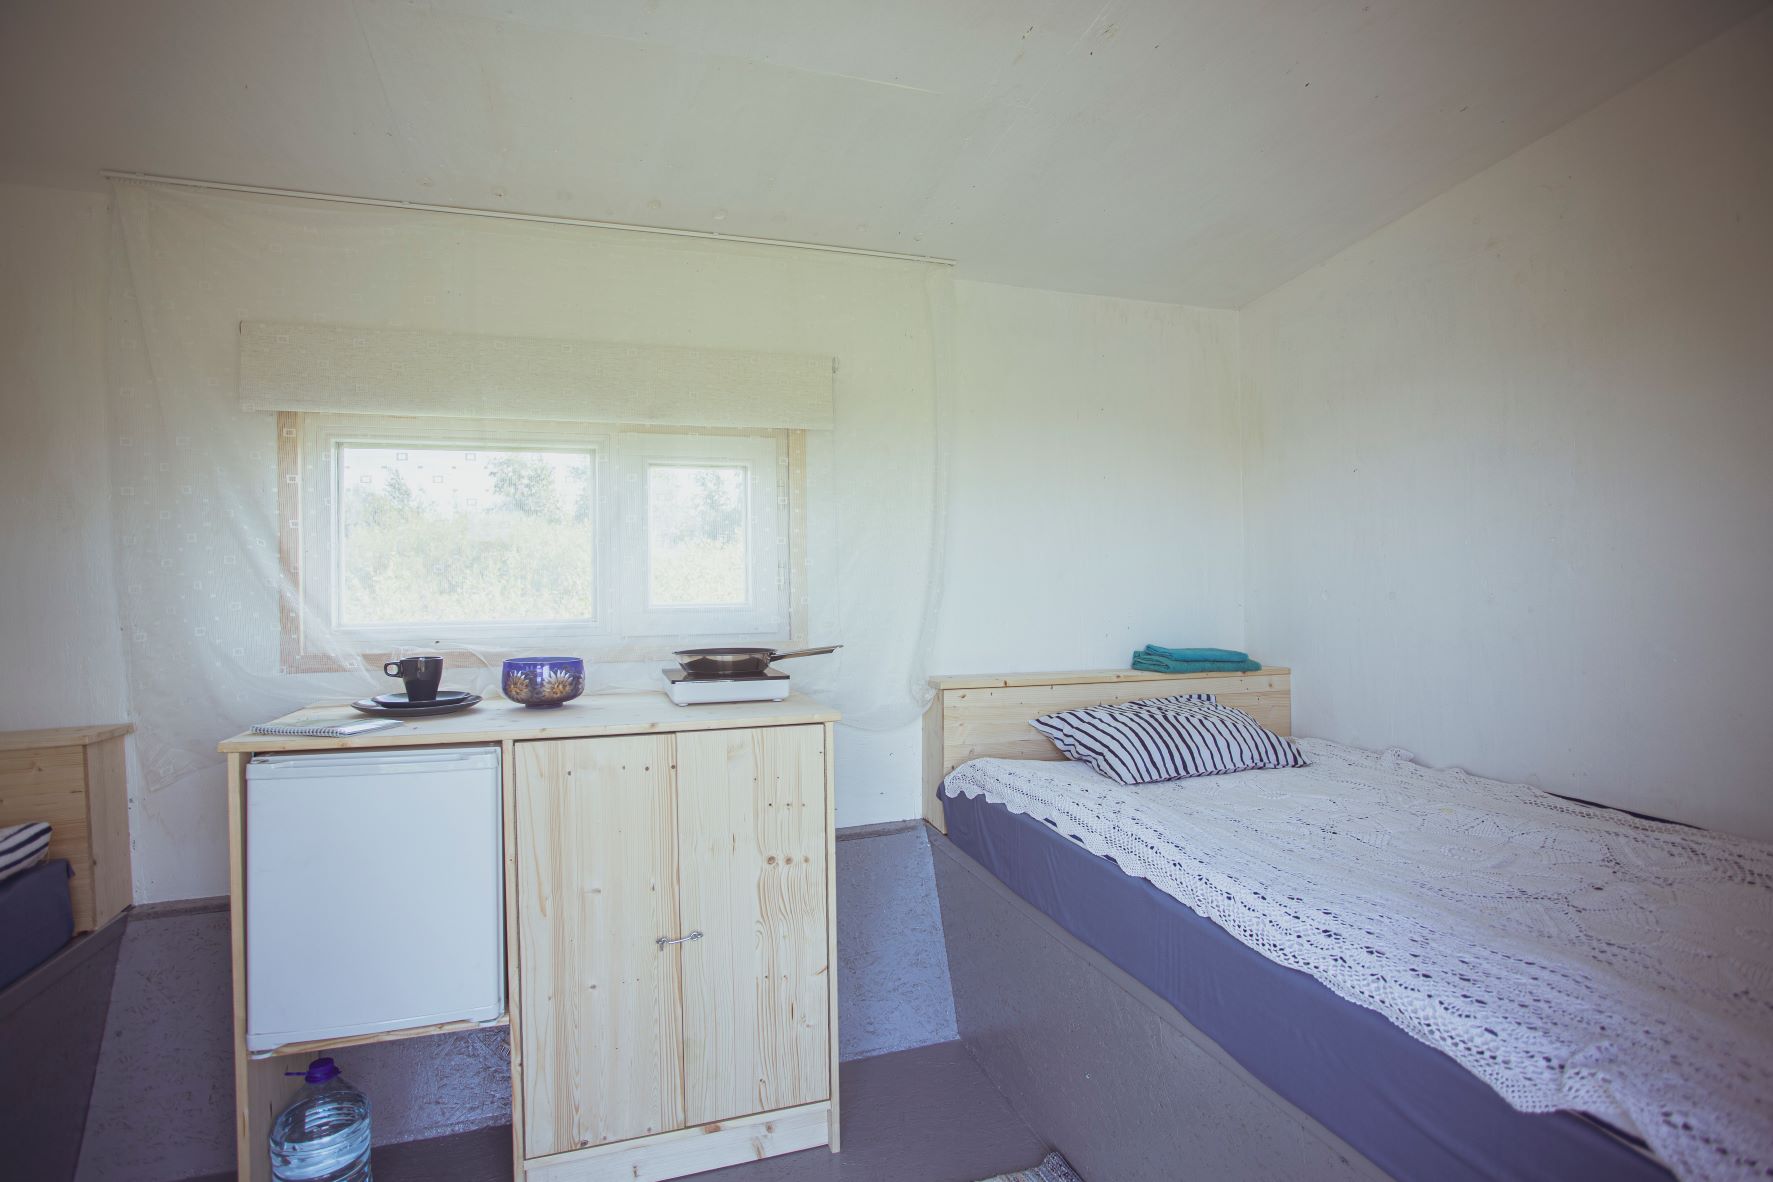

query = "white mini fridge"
245;746;505;1052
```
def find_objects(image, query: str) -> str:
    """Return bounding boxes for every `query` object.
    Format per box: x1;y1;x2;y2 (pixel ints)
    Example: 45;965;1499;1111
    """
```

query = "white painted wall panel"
844;283;1249;827
1242;12;1773;837
0;186;124;723
239;321;834;428
934;281;1246;673
0;185;138;887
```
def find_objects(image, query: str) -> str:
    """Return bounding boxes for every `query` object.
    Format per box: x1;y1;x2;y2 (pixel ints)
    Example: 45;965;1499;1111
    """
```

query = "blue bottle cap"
302;1057;340;1084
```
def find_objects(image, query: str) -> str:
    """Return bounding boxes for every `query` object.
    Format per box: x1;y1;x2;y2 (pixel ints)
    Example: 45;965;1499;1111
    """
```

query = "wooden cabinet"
221;695;839;1182
675;726;829;1126
513;721;837;1181
516;734;685;1154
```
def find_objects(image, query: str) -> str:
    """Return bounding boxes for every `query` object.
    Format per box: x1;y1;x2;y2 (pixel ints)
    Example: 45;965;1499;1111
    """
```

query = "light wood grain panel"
949;673;1290;767
85;734;133;925
922;693;948;833
0;746;93;925
676;726;829;1127
229;751;303;1182
822;721;841;1151
517;736;685;1158
228;750;251;1182
276;410;305;674
931;666;1290;690
0;747;88;827
923;670;1292;825
787;428;809;646
943;678;1291;772
1;726;135;931
0;724;133;753
248;1015;508;1060
241;1053;305;1182
219;693;840;753
524;1102;830;1182
502;738;529;1177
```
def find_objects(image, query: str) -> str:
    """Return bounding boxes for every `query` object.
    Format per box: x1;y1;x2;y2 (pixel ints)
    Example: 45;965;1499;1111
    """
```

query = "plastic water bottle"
268;1057;372;1182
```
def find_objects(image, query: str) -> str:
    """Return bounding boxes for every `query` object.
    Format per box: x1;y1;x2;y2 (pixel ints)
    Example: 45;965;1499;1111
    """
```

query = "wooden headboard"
921;667;1291;832
0;724;134;933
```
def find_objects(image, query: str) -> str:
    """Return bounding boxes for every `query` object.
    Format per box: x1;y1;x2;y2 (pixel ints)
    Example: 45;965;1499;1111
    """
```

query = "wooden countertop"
218;691;840;753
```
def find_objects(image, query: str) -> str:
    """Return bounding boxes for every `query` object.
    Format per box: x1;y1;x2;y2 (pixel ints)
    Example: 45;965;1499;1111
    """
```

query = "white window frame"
279;412;799;673
616;431;784;637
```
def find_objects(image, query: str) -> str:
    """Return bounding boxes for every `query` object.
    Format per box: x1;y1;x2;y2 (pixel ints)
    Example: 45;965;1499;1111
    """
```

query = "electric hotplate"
662;666;791;705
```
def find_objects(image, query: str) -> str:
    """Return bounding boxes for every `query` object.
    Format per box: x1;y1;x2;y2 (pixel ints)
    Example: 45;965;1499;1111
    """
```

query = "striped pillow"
1031;693;1305;785
0;821;53;884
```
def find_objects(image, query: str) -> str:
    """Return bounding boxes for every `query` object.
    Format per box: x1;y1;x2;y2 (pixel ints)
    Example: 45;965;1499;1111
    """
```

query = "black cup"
384;655;443;702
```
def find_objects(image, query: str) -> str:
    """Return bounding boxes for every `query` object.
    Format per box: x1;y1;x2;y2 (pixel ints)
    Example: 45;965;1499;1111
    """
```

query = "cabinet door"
516;735;685;1157
675;725;830;1125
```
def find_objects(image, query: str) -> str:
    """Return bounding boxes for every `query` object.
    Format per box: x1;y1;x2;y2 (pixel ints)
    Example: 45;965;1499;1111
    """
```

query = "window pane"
647;465;748;607
337;445;595;626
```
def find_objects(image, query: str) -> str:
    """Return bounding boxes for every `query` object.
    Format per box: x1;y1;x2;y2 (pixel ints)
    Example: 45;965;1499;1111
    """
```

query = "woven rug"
975;1152;1083;1182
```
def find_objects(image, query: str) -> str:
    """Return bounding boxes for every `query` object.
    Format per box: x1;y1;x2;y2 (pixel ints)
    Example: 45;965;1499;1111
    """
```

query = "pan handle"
770;645;842;662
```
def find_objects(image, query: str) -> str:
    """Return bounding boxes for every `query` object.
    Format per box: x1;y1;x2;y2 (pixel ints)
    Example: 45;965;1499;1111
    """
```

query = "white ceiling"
1;0;1762;306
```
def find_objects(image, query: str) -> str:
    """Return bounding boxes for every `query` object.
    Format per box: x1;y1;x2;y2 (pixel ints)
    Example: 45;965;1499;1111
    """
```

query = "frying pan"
673;644;841;678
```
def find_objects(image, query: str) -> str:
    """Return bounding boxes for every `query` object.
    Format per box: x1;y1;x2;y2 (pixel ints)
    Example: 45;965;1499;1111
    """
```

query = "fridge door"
245;746;504;1051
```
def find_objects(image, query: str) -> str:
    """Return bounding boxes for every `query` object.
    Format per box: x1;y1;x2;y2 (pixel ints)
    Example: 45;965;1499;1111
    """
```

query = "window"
336;444;597;627
647;465;746;606
280;414;798;671
615;431;783;637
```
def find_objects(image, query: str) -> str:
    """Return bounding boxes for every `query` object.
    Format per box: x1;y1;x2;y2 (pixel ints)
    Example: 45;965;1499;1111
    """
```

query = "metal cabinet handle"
656;930;703;949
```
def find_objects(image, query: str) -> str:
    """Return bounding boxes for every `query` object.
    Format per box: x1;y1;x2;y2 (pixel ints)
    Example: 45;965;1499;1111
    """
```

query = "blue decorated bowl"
501;657;585;708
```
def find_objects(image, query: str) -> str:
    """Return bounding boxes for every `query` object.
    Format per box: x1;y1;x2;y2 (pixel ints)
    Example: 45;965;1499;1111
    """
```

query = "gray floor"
0;917;125;1182
194;1040;1045;1182
80;823;958;1182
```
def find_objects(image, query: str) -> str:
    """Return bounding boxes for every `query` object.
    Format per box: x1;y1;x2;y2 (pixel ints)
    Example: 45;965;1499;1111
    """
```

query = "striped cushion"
1031;693;1305;785
0;822;53;884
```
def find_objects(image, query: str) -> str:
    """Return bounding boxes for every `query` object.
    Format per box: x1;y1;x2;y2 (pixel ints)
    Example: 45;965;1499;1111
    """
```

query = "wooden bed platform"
918;667;1389;1182
929;828;1386;1182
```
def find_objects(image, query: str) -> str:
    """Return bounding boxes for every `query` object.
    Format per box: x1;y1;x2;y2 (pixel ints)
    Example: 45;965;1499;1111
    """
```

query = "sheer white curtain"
107;179;948;898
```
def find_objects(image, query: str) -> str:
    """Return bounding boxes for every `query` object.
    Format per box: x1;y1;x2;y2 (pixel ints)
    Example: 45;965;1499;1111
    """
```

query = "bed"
924;670;1768;1182
0;859;76;991
0;724;133;992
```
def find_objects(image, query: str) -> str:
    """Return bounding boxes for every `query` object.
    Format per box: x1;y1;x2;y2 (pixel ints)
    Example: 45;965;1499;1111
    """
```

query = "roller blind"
238;321;835;429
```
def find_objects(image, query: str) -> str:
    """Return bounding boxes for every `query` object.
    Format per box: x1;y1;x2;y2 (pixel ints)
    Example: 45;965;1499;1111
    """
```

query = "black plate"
372;689;476;707
351;693;482;718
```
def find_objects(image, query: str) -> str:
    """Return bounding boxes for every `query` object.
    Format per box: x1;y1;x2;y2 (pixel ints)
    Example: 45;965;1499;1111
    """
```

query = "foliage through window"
646;465;747;607
338;446;596;626
283;415;795;670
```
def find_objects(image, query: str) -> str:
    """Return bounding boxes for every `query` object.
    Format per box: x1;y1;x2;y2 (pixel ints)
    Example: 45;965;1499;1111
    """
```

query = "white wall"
0;182;149;895
783;281;1251;827
934;281;1246;671
1242;11;1773;837
0;180;1247;891
0;182;137;821
832;282;1252;830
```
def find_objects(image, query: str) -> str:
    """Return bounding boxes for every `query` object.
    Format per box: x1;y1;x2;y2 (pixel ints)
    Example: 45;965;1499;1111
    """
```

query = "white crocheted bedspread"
942;740;1773;1182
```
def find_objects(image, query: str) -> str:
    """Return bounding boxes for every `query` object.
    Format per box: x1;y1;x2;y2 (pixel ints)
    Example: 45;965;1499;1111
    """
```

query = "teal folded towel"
1140;645;1250;663
1131;652;1261;674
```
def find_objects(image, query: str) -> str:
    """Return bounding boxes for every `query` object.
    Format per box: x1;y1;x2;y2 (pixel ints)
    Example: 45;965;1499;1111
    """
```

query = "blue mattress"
0;859;74;991
942;788;1673;1182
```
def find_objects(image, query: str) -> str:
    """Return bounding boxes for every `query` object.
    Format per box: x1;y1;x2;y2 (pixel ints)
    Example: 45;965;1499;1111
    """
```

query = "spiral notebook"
249;718;402;738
